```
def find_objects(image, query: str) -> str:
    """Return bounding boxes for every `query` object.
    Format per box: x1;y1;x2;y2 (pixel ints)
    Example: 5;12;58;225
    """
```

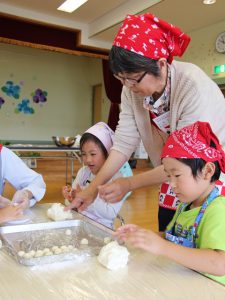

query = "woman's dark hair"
177;141;221;182
80;133;108;159
109;45;161;76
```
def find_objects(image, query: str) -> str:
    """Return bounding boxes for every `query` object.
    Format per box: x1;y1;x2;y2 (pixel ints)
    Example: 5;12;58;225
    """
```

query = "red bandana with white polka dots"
113;13;190;64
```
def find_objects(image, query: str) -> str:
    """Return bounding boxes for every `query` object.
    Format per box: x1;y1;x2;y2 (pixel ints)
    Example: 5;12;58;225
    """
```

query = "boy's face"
81;140;106;175
162;157;212;206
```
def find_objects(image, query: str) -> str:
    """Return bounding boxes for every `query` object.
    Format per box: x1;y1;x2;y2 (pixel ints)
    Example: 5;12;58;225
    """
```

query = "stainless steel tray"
0;218;113;266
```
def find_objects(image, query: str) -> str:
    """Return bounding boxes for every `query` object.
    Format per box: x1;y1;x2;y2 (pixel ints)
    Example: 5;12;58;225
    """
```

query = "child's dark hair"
177;141;221;182
80;133;108;159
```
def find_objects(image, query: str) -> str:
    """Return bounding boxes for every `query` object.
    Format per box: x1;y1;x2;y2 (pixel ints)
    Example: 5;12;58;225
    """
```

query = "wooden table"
0;204;224;300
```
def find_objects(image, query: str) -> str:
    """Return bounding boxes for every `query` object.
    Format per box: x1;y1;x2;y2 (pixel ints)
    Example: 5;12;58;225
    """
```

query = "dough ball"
27;250;36;257
43;248;50;254
65;229;72;236
103;237;111;244
60;245;69;252
52;246;60;252
47;203;73;221
44;251;53;256
18;250;25;257
97;241;129;270
35;250;44;257
53;248;62;255
24;252;33;259
80;238;89;245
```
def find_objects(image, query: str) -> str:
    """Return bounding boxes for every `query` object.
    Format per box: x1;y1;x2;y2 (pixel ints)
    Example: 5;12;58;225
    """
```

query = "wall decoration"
1;80;21;99
0;97;5;108
32;88;48;104
15;99;34;114
0;79;48;114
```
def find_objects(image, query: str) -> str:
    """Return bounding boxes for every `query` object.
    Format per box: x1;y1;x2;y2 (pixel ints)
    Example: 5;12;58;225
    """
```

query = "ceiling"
0;0;225;52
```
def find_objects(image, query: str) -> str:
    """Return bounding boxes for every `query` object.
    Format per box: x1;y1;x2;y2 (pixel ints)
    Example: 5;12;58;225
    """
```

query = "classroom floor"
4;156;159;232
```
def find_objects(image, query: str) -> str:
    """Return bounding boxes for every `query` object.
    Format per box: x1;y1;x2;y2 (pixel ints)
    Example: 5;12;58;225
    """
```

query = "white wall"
180;19;225;85
0;43;110;142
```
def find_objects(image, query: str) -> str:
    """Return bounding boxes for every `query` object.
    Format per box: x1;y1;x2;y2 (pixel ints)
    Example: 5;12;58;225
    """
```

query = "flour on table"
97;241;129;270
47;203;73;221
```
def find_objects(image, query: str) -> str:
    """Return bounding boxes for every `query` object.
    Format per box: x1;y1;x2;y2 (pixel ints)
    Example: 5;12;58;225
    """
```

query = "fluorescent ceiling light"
203;0;216;4
57;0;88;13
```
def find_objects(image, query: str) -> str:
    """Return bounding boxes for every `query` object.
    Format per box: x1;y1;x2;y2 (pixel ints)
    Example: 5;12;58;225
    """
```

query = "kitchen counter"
8;144;81;185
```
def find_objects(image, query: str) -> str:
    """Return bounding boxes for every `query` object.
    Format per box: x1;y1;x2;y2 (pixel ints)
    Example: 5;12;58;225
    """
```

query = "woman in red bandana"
115;121;225;286
68;13;225;231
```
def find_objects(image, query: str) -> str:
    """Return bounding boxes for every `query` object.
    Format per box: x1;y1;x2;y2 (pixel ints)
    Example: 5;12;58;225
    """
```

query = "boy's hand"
114;224;166;255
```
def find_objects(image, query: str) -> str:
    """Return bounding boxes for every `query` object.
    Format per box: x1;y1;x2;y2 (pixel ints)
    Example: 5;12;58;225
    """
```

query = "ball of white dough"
97;241;129;270
44;251;53;256
53;248;62;255
35;250;44;257
18;250;25;257
65;229;72;236
24;252;33;259
80;238;89;245
51;246;60;252
60;245;69;252
103;237;111;244
67;245;74;251
43;248;50;254
47;203;73;221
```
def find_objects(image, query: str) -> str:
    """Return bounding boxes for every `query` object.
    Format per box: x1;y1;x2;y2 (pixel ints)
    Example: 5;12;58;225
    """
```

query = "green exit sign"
214;64;225;74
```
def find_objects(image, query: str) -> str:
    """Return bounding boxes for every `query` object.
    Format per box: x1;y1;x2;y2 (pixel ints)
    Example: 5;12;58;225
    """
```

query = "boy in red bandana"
115;121;225;285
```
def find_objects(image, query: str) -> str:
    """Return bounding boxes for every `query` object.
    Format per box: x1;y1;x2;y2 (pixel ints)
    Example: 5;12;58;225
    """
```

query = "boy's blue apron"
165;187;219;248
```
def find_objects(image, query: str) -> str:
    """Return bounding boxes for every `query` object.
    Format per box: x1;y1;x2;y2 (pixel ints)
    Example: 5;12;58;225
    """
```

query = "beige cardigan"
112;60;225;167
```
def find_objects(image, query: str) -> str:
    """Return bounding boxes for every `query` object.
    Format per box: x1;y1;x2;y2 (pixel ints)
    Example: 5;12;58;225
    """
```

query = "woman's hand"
0;205;23;224
114;224;166;255
98;177;131;203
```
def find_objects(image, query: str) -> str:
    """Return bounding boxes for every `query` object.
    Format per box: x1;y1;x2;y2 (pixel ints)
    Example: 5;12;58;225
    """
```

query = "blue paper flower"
15;99;34;114
1;81;21;99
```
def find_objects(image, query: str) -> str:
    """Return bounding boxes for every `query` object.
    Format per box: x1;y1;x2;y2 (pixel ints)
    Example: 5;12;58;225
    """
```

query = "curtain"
102;59;122;131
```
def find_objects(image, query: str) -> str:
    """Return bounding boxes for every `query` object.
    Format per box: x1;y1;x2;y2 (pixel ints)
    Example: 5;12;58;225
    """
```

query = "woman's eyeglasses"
114;71;147;86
